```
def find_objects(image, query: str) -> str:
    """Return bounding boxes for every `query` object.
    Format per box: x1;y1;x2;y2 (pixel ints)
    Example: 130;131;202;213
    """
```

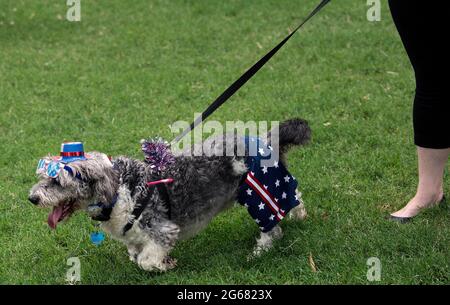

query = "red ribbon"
146;178;174;186
60;151;85;157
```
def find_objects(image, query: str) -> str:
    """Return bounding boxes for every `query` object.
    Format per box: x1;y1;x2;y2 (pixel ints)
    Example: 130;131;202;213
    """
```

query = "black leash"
172;0;331;144
121;185;157;235
122;180;173;235
114;0;331;235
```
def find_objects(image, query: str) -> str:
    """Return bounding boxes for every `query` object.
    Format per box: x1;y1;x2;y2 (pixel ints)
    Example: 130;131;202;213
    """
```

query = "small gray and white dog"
29;118;310;272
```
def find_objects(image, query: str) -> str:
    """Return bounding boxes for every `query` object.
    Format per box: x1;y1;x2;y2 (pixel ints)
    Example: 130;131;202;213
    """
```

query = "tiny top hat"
60;142;87;162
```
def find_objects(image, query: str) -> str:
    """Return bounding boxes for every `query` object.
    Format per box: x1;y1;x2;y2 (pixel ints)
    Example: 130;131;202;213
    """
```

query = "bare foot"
390;191;444;218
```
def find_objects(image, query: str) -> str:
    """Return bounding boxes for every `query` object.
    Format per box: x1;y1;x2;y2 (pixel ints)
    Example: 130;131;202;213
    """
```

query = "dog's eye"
52;179;60;186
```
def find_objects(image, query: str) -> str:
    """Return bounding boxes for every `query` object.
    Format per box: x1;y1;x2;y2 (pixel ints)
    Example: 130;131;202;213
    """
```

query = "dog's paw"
137;257;168;272
137;257;176;272
136;252;177;272
247;227;283;261
289;190;307;220
163;256;178;270
247;246;268;261
290;204;307;220
129;254;137;263
127;246;140;263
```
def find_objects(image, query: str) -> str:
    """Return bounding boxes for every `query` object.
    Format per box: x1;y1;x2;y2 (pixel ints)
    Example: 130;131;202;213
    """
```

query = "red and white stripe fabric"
245;172;285;221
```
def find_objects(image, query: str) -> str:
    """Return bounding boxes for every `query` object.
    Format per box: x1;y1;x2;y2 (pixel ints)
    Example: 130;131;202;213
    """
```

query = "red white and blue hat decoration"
59;142;87;162
36;142;88;179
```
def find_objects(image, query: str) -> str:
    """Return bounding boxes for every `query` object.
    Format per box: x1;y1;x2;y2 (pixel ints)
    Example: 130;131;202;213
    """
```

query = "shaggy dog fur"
29;118;311;272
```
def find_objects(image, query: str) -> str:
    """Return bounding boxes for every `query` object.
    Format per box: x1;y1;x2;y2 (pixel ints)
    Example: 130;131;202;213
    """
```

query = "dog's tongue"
48;205;64;229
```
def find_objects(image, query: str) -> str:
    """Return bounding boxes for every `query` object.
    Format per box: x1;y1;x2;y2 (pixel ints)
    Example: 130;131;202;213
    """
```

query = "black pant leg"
388;0;449;148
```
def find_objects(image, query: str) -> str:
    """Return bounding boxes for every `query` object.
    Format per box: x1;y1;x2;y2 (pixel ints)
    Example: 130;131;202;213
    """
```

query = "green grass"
0;0;448;284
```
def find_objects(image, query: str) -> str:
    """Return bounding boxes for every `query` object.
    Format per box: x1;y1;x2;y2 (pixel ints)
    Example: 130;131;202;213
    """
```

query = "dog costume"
237;137;300;232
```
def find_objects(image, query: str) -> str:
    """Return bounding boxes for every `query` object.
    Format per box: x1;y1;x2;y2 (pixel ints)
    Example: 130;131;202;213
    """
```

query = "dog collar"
87;160;120;221
88;193;119;222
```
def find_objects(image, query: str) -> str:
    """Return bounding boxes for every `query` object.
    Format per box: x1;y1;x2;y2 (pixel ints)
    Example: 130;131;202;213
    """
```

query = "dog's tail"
267;118;311;153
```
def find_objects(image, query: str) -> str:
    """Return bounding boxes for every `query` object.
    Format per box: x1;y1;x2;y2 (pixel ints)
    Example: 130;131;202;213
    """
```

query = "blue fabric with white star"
237;136;300;232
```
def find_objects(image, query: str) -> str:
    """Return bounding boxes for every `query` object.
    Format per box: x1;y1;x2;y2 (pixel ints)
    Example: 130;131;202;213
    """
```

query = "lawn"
0;0;448;284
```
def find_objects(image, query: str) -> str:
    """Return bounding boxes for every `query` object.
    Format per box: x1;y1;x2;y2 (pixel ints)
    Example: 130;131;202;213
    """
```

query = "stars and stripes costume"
237;137;300;232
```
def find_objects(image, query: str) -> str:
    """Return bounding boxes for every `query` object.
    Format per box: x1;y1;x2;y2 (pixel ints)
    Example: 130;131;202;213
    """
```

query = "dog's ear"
58;165;81;188
81;152;118;204
93;163;117;204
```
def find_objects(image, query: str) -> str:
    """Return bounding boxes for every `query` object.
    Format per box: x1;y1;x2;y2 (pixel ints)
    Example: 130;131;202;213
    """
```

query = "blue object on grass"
90;232;105;246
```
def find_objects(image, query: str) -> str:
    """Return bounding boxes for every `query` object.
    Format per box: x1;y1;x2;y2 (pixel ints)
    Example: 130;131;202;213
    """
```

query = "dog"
28;118;311;272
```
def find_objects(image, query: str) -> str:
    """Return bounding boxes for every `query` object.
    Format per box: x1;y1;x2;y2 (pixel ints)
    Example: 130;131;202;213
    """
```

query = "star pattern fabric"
237;137;301;232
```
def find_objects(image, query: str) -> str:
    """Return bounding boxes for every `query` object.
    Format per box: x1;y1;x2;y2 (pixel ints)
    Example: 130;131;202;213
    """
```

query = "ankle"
413;189;443;207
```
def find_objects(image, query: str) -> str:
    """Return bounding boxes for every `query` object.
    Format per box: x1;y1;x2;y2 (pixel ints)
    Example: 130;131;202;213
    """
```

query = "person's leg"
388;0;448;148
390;147;448;218
388;1;449;219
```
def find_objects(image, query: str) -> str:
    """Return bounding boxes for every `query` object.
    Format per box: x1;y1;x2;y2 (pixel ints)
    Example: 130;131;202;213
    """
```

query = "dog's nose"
28;195;40;205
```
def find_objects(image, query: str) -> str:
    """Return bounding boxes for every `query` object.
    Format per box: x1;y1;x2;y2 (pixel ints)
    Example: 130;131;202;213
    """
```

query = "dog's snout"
28;195;40;205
